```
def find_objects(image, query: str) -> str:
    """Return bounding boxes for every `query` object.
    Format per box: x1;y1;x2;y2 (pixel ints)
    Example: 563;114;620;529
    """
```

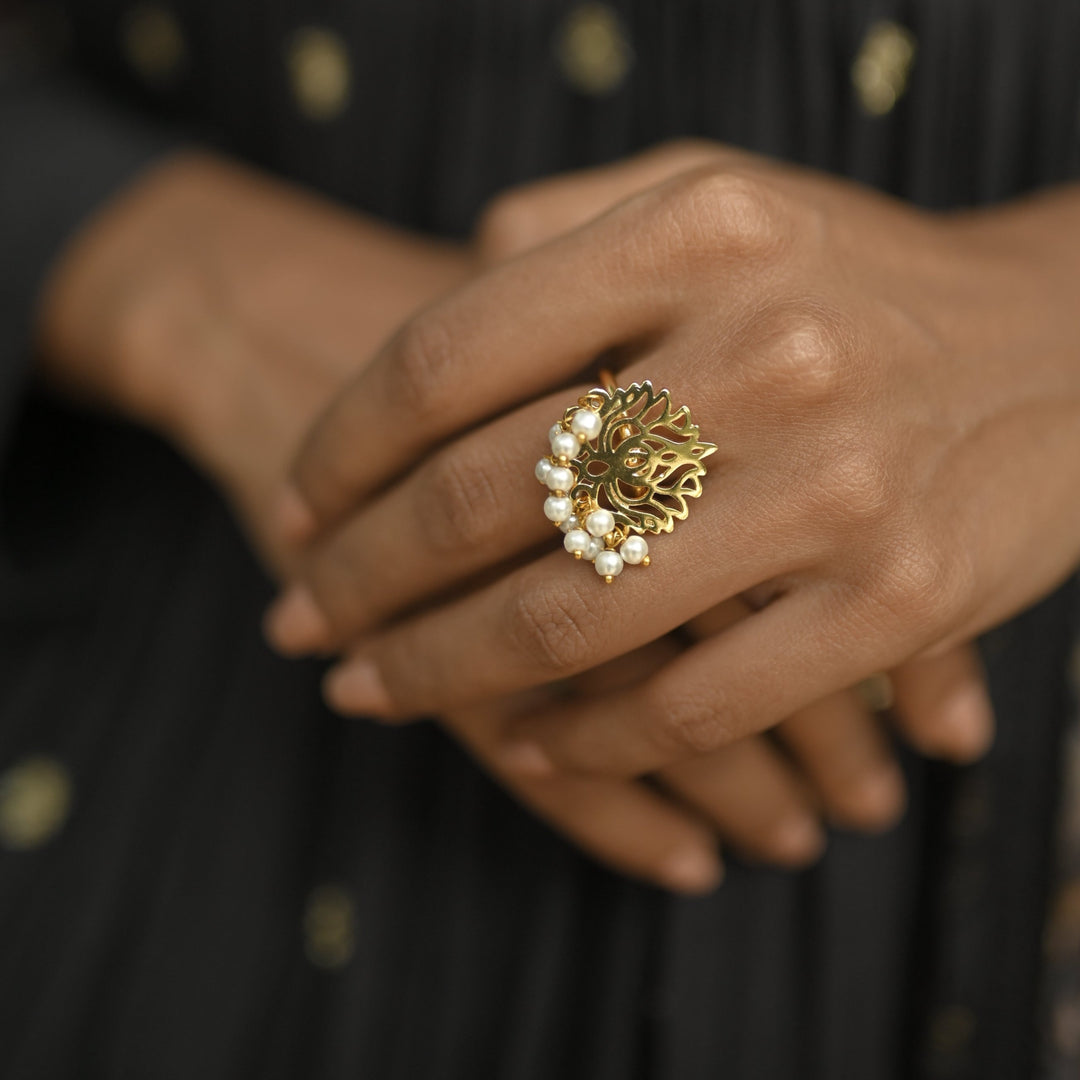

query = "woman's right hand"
435;146;995;892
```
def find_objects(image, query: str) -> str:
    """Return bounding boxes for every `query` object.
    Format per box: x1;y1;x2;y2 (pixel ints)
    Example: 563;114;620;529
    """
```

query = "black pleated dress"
1;2;1078;1078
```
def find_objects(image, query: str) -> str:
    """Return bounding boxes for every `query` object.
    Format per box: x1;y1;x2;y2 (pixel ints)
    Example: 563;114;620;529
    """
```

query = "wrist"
944;186;1080;585
948;187;1080;382
36;151;239;437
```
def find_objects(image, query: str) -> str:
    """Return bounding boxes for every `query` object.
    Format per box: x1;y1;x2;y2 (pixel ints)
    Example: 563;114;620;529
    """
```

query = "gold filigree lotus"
563;381;716;535
535;378;717;582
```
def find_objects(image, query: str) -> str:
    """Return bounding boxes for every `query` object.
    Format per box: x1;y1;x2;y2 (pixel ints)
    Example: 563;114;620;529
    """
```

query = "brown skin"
270;139;1080;779
36;148;991;894
39;152;470;574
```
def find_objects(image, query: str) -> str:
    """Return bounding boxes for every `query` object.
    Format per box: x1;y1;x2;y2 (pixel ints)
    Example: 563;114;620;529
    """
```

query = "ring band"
534;374;717;582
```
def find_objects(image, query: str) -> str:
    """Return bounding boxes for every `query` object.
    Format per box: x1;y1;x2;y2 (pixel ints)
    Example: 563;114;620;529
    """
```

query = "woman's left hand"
266;141;1080;778
439;598;994;891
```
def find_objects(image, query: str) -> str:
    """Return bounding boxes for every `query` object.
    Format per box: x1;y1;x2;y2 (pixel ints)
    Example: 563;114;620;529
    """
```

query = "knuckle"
871;539;973;635
886;549;947;624
814;443;893;526
504;580;594;675
665;169;791;262
388;313;459;419
762;306;852;400
420;448;504;553
474;188;542;263
655;685;731;754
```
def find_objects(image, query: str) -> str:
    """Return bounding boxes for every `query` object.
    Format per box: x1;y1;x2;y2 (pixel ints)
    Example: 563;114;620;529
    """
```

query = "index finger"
282;194;673;536
284;165;776;536
319;471;784;720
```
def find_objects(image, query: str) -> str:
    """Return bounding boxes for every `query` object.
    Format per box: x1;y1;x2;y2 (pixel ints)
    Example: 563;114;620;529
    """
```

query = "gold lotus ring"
534;370;717;583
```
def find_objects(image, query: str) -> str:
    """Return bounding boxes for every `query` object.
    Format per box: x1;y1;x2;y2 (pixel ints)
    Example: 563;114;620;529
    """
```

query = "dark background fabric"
0;2;1078;1078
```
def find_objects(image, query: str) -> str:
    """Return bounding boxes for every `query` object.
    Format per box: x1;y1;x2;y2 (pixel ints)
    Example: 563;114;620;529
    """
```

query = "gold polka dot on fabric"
302;884;356;969
285;27;352;122
0;756;73;851
1045;879;1080;958
927;1004;977;1057
851;20;917;117
121;4;186;86
1054;996;1080;1057
554;4;634;97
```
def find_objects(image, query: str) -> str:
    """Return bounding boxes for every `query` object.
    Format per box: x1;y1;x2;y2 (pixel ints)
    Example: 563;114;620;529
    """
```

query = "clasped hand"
260;140;1080;889
50;142;1078;893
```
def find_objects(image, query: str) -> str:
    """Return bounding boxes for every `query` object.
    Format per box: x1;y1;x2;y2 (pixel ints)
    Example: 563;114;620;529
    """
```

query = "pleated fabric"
1;2;1079;1078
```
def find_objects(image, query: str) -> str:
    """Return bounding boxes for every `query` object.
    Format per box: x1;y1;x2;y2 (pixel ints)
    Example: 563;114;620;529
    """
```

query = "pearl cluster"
536;404;650;583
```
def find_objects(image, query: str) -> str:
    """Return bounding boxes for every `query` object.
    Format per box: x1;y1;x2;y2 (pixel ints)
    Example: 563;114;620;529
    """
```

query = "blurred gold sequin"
555;4;633;97
852;21;917;116
1045;879;1080;958
122;4;186;86
285;27;352;122
0;756;72;851
303;884;355;969
1054;997;1080;1056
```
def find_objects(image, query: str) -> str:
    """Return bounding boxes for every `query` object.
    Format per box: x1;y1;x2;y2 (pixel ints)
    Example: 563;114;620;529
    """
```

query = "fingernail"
850;767;907;830
661;848;723;894
498;741;554;778
274;485;317;545
263;585;332;655
938;684;995;762
324;659;394;717
773;816;827;864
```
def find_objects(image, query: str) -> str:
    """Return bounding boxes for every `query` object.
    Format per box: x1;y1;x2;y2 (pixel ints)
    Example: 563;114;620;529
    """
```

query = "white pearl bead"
543;496;573;523
585;509;615;537
548;423;565;444
550;431;579;460
545;465;574;492
620;535;649;565
570;408;602;441
583;536;604;561
559;514;579;534
564;529;591;555
534;458;553;484
594;550;624;578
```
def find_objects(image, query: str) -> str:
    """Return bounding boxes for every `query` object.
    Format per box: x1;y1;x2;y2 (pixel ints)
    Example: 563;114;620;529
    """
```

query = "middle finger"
266;384;597;651
318;474;794;719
